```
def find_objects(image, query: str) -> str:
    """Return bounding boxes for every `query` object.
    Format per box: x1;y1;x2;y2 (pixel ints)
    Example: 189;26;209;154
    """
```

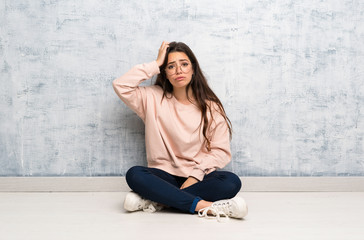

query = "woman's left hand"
180;177;199;189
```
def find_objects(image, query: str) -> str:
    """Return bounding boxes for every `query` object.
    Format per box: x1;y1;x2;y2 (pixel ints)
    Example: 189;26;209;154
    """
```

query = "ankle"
195;200;212;212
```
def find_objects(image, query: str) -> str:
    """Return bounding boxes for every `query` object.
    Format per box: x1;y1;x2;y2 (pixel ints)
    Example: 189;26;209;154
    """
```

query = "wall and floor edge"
0;177;363;192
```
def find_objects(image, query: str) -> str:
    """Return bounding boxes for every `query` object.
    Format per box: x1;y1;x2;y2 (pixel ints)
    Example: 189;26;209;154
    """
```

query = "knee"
220;172;242;196
125;166;145;188
228;173;242;194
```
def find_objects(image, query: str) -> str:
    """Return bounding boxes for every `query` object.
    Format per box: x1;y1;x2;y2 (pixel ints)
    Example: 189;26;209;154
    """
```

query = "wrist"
156;59;163;67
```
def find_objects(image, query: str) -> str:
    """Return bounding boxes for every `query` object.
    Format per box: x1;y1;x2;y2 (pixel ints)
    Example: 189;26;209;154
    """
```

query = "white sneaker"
124;192;163;213
198;197;248;221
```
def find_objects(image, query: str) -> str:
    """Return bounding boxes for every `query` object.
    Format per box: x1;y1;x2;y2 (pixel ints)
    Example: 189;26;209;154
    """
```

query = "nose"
175;64;183;74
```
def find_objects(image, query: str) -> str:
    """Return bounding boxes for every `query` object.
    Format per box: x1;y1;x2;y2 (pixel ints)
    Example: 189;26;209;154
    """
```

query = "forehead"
167;52;190;63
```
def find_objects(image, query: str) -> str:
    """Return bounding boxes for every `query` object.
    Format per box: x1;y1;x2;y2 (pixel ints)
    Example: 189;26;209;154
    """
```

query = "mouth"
175;77;185;81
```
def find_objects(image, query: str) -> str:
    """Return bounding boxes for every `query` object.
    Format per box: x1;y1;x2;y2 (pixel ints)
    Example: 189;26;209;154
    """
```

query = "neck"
173;87;193;105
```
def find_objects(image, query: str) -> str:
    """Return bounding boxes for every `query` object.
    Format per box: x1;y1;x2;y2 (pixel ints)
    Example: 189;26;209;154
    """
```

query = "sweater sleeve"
189;108;232;181
112;61;160;121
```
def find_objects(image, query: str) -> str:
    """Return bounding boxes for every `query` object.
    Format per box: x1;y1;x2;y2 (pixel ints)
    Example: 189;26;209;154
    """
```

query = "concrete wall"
1;0;363;176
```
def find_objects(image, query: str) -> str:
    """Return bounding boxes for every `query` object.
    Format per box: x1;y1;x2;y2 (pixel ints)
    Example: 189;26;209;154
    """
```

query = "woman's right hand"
156;41;169;67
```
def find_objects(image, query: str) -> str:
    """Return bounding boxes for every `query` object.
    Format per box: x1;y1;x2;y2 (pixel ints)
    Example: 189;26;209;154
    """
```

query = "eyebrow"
167;59;189;65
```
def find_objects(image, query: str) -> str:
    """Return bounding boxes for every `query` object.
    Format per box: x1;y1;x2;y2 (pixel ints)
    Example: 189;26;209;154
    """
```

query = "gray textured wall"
1;0;363;176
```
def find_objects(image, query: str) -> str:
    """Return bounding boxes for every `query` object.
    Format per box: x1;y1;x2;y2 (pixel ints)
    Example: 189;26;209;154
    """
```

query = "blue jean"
125;166;241;213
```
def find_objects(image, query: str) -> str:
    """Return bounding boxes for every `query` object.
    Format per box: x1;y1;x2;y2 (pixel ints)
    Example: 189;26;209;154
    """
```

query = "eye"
167;65;175;70
182;62;189;67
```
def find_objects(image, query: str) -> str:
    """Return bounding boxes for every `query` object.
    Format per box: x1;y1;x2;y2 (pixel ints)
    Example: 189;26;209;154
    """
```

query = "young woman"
112;41;248;220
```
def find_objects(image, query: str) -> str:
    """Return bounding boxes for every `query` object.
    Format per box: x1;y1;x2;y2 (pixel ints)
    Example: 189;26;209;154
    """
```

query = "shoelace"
142;201;163;213
198;206;229;222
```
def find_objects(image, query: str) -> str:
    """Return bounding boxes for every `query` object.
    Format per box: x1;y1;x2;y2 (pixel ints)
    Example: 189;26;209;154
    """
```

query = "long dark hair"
155;42;232;151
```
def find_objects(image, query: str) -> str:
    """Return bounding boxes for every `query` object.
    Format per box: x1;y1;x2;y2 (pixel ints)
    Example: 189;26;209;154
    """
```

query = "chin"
172;83;189;89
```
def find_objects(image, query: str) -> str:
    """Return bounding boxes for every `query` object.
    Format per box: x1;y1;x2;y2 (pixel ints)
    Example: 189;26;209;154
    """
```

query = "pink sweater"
112;61;231;181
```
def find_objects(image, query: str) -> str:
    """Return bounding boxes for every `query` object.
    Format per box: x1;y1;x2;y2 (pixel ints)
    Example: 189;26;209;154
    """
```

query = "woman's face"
165;52;194;90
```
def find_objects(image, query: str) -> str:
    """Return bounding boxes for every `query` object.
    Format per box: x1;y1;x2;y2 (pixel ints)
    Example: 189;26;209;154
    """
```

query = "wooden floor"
1;192;363;240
